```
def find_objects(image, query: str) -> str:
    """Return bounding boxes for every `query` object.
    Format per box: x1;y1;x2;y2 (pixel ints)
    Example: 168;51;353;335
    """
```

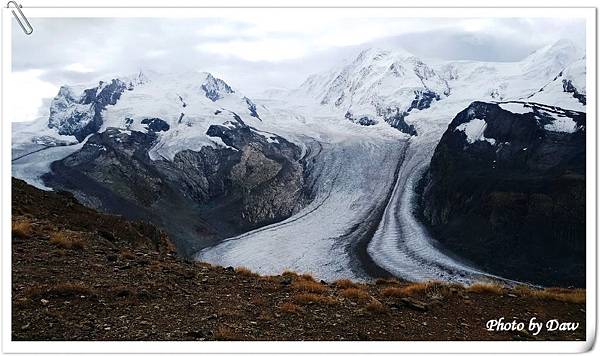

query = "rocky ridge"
43;120;308;257
420;101;585;287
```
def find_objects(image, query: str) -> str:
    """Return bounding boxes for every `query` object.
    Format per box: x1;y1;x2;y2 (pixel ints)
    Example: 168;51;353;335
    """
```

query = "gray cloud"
374;31;537;62
11;16;586;121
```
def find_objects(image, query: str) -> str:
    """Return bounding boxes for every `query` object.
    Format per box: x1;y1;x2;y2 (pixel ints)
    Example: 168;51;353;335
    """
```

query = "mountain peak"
541;39;581;59
117;70;151;87
199;72;235;101
354;47;391;62
353;46;414;64
523;39;581;65
520;38;582;79
133;70;150;84
548;38;579;51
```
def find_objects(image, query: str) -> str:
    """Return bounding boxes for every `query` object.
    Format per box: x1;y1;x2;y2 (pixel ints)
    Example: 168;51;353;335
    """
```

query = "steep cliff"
420;101;585;287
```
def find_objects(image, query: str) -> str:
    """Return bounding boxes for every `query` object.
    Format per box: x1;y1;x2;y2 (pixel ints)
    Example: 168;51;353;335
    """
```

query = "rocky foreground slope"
12;178;585;341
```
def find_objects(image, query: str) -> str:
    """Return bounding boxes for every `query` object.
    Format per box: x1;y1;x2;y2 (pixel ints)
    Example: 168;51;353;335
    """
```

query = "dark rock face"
376;106;418;136
82;80;127;107
345;105;418;135
201;73;235;101
141;118;170;132
356;116;377;126
381;110;417;136
344;111;378;126
562;79;586;105
49;80;128;141
43;123;308;257
369;89;439;136
420;101;585;287
244;97;261;120
410;89;440;111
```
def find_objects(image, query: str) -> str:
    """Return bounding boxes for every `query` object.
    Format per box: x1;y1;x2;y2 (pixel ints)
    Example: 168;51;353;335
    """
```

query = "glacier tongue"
197;134;407;281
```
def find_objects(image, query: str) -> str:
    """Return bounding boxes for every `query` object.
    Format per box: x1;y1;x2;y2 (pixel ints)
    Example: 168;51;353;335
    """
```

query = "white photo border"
1;3;596;354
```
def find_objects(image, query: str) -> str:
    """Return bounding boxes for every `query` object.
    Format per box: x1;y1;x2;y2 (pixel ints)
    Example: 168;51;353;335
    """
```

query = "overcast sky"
11;17;585;122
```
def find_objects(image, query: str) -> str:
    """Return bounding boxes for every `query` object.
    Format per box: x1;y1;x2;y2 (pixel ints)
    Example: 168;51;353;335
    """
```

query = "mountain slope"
295;48;450;134
527;56;586;110
420;101;585;286
290;40;584;136
435;39;585;107
14;72;310;257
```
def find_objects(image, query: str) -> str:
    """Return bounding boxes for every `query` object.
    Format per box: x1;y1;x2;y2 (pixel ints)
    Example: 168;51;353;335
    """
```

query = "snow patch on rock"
456;118;496;145
498;102;534;114
544;115;578;133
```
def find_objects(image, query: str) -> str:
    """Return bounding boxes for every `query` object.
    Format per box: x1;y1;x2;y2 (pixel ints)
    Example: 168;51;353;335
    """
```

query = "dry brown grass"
299;273;316;282
421;281;457;299
516;286;585;304
381;283;430;297
214;325;239;340
401;282;433;296
334;278;364;289
365;298;387;314
12;219;33;239
387;282;431;296
381;286;406;297
292;280;328;294
381;281;454;299
293;293;338;305
49;231;85;250
513;285;531;295
235;266;258;277
375;278;401;286
282;270;299;278
467;283;504;295
340;287;370;301
279;302;304;314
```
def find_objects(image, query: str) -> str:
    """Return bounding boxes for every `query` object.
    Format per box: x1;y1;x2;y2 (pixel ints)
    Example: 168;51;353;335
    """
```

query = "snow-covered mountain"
97;71;269;160
288;40;585;135
47;72;150;140
526;56;586;110
16;71;275;161
13;71;313;256
15;39;585;168
295;47;450;133
521;38;582;80
436;39;585;107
